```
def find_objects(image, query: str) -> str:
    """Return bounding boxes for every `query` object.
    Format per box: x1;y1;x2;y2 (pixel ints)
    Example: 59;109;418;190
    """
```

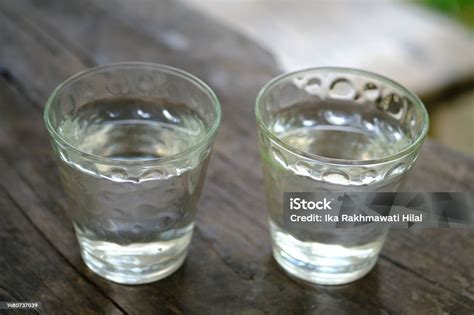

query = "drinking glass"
44;62;221;284
255;67;428;285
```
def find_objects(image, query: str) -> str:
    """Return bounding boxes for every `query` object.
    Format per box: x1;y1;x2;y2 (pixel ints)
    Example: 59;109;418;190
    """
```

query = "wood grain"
0;0;472;314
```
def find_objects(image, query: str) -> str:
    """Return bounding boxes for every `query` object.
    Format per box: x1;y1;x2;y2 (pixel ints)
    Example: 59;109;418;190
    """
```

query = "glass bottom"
270;221;384;285
77;228;192;285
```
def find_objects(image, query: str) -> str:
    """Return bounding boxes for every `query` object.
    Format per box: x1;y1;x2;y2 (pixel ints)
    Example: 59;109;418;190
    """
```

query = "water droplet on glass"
321;169;350;185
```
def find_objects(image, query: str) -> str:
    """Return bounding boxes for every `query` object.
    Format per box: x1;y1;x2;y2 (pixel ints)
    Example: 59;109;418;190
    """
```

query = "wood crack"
194;226;256;282
380;254;474;304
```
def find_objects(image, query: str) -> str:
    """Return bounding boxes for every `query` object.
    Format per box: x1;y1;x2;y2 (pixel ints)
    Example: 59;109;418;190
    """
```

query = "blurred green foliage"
420;0;474;28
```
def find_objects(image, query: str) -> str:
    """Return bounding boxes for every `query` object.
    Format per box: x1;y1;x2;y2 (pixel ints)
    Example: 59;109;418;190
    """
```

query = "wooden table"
0;1;472;314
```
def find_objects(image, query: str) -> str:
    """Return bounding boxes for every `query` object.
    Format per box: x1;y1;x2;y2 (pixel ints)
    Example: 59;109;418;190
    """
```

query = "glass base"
270;221;384;285
81;247;187;285
273;246;378;285
76;228;192;285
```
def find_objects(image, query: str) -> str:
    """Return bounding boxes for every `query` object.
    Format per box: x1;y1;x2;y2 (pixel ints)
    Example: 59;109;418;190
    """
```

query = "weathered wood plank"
0;56;382;315
0;8;85;104
0;163;124;314
0;0;473;313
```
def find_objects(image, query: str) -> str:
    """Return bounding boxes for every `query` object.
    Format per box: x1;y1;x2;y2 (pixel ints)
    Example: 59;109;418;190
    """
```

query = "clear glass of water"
44;62;221;284
255;67;429;285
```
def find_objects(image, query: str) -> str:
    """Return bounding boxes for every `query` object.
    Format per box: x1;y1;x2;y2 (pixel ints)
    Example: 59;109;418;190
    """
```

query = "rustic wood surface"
0;0;472;314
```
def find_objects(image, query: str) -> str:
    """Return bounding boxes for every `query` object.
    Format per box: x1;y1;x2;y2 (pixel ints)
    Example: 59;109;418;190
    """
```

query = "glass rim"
44;62;221;166
255;66;430;166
